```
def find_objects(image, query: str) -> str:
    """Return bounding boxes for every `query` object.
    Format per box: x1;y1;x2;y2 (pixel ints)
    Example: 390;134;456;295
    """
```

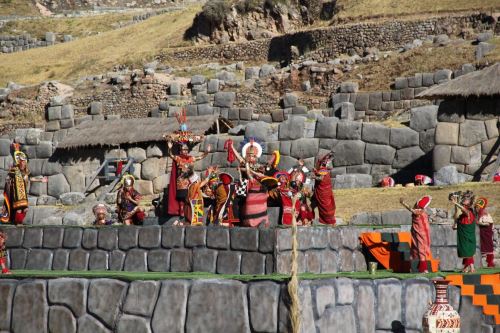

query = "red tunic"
279;191;301;226
313;173;336;225
411;209;431;261
167;155;195;216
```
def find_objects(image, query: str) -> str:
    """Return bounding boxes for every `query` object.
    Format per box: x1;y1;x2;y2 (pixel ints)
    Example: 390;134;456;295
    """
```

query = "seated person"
93;204;113;226
116;174;145;225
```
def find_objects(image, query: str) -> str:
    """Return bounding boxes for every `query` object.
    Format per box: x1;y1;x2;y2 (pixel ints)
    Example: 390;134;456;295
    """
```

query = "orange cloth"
359;232;439;272
360;232;399;270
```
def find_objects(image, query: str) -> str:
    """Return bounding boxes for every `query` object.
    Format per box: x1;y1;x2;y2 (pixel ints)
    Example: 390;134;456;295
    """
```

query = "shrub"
201;0;232;26
235;0;262;14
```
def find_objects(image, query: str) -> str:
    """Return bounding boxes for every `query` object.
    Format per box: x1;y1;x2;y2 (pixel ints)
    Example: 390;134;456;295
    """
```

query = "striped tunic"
242;179;269;228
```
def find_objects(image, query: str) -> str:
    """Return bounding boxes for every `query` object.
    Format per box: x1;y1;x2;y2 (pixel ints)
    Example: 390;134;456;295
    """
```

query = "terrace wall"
0;276;493;333
159;14;495;63
433;96;499;180
0;224;490;274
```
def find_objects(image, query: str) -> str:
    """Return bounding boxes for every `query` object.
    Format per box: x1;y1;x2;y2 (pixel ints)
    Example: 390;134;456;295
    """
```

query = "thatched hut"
416;63;499;181
57;115;227;149
417;63;500;99
47;115;230;197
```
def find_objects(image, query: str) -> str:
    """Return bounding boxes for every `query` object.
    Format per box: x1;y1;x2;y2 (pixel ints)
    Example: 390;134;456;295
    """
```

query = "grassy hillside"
336;0;500;20
0;5;200;86
0;0;40;16
342;37;500;91
0;12;137;38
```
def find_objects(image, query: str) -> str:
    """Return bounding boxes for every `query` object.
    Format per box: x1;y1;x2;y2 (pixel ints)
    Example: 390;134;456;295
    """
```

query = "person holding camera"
450;191;476;273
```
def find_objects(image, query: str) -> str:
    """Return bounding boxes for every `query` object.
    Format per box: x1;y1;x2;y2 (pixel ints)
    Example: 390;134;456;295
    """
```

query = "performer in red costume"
165;109;209;218
400;196;432;273
311;153;336;225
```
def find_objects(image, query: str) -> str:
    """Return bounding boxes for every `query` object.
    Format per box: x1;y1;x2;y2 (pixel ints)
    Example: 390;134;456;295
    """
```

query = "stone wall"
0;32;73;53
199;104;438;186
0;224;490;273
432;96;499;180
159;14;494;63
0;276;493;333
0;129;170;199
330;65;476;121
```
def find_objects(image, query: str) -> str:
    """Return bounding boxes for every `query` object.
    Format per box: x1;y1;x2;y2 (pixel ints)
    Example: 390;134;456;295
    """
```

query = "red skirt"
313;174;336;225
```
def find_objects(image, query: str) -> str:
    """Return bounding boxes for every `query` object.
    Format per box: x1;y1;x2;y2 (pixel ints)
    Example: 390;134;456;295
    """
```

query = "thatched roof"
417;63;500;99
57;115;221;149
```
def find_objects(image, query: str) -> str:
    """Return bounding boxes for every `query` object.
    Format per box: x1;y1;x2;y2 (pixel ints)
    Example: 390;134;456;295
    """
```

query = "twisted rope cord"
288;194;301;333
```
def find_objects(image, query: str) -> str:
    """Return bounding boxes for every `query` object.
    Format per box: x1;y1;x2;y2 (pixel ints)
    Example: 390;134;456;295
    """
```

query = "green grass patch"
2;268;498;282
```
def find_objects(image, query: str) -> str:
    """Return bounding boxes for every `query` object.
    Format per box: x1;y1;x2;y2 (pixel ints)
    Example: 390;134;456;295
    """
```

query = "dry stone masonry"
0;32;73;53
159;14;495;63
433;96;499;181
331;65;476;121
1;224;492;274
0;276;494;333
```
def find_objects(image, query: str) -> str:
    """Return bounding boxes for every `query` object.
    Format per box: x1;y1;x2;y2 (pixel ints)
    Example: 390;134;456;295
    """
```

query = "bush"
235;0;262;14
201;0;233;26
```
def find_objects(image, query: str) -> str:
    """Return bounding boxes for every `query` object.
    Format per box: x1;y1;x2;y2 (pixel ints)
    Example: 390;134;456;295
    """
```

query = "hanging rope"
288;194;301;333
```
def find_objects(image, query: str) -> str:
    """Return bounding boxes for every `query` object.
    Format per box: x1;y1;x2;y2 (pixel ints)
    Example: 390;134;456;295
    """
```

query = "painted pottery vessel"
422;279;460;333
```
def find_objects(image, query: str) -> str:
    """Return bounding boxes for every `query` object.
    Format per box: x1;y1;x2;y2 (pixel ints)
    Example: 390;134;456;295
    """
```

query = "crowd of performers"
165;135;337;228
0;112;496;275
399;191;495;273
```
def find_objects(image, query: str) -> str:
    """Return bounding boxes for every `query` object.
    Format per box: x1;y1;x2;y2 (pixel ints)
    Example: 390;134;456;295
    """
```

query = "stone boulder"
127;148;147;163
259;64;275;77
245;67;260;80
190;75;206;85
60;192;85;206
365;144;396;164
141;158;160;181
88;279;127;327
245;121;276;142
186;280;250;333
390;127;419;148
433;34;450;46
89;102;103;115
393;146;425;169
434;165;459;185
63;212;85;226
333;140;365;166
315;118;337;138
290;139;319;159
362;123;390;145
477;31;493;43
434;69;452;84
340;82;358;93
282;93;298;108
476;42;495;60
48;174;71;198
279;116;305;140
334;174;373;189
409;105;438;131
435;122;459;145
214;92;236;108
458;120;488;147
337;121;362;140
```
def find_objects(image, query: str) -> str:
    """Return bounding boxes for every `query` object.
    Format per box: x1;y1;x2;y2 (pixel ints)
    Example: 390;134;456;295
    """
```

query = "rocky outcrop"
185;0;337;44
